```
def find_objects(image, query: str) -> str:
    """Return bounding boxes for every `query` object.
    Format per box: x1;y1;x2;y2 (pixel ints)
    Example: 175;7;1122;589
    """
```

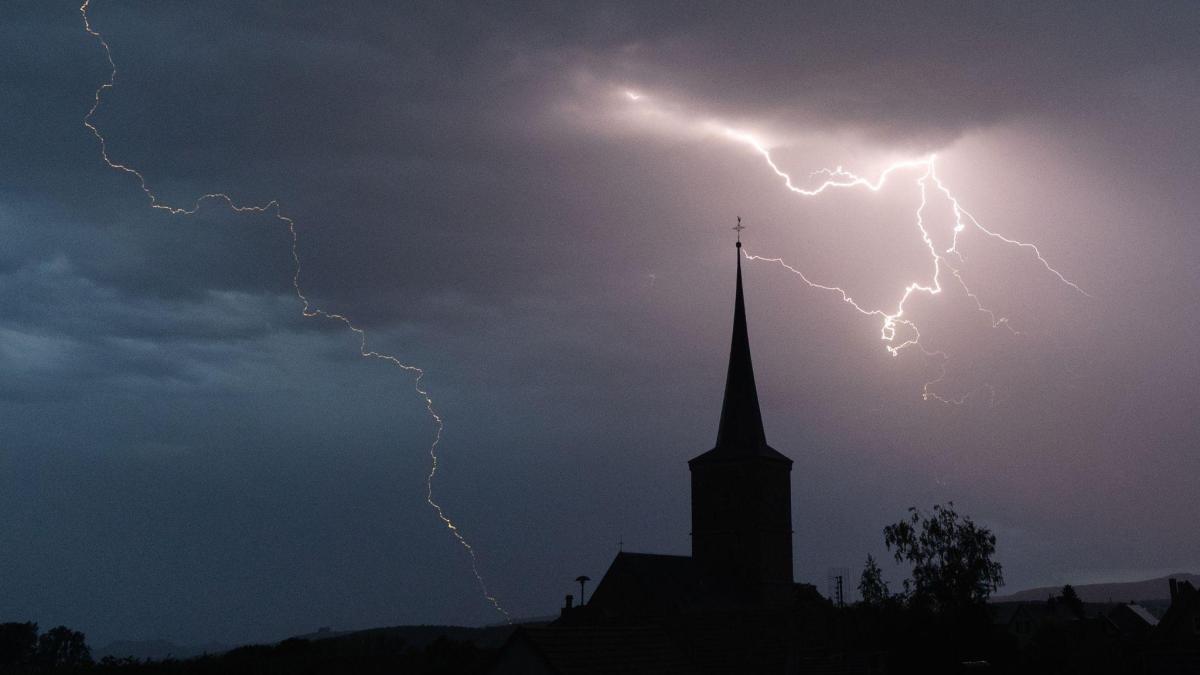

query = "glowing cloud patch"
623;87;1088;403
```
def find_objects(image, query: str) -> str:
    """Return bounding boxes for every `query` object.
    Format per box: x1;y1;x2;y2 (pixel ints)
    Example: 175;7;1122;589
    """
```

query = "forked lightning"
626;92;1087;403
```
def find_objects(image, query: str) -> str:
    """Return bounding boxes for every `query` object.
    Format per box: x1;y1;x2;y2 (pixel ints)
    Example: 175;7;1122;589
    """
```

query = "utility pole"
827;567;849;607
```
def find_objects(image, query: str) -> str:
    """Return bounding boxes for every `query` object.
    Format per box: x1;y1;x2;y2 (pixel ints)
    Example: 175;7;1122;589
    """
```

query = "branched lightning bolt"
618;91;1086;402
722;127;1088;401
724;127;1087;400
80;1;509;620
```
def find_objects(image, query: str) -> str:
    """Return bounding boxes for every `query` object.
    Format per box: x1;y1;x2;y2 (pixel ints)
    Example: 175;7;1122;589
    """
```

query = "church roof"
585;553;703;618
691;243;790;466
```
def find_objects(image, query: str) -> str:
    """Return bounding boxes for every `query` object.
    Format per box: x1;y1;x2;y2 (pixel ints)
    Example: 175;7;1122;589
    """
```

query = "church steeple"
689;224;794;602
715;240;768;452
694;228;789;464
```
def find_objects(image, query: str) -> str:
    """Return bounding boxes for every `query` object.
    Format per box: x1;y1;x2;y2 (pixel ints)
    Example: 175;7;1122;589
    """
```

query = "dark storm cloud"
551;1;1200;145
12;1;1186;315
2;0;1199;649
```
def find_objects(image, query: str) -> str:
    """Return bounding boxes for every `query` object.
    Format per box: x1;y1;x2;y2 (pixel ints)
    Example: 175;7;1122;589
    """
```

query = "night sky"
4;1;1199;648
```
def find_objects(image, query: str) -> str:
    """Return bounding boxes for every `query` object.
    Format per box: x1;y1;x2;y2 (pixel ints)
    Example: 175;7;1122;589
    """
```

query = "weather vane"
733;216;744;247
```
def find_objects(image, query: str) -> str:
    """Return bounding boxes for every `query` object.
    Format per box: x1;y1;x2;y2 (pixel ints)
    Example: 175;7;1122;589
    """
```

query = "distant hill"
287;623;525;650
994;573;1200;603
94;639;231;661
94;618;551;663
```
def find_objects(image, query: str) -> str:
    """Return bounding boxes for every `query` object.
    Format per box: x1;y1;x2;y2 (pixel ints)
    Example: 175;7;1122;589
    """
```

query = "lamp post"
575;575;591;606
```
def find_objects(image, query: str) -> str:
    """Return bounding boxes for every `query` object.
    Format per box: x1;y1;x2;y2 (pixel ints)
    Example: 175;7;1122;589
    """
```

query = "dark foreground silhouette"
0;623;507;675
4;580;1198;675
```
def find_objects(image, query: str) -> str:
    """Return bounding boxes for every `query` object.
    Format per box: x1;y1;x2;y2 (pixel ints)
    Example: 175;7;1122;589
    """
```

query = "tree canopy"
882;502;1003;613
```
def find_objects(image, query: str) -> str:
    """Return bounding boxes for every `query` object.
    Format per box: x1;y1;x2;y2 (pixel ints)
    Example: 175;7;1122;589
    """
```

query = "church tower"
689;235;794;603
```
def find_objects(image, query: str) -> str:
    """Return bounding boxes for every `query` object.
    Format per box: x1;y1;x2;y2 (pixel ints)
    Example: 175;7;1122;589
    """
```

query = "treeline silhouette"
823;588;1151;673
0;623;493;675
1;622;92;673
833;503;1009;670
825;504;1159;672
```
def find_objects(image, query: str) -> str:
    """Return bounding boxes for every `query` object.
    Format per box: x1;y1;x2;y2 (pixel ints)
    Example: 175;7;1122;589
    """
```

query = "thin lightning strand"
80;1;509;621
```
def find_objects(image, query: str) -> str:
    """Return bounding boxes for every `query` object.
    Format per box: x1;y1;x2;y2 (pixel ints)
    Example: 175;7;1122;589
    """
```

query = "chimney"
1169;578;1178;602
564;594;574;610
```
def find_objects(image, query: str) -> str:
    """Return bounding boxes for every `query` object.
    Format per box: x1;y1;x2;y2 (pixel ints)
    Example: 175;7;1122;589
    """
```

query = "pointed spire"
715;236;768;451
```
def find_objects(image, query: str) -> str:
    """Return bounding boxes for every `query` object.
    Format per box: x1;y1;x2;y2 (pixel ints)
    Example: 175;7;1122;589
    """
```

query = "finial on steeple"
733;216;744;248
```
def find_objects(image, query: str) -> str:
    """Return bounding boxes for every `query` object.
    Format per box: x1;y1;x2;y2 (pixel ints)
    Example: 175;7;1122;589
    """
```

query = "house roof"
1121;603;1160;627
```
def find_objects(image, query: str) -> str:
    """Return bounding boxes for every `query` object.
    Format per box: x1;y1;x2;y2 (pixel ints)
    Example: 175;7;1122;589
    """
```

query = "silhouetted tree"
883;502;1003;613
36;625;92;669
858;555;891;607
0;622;39;669
1059;584;1085;618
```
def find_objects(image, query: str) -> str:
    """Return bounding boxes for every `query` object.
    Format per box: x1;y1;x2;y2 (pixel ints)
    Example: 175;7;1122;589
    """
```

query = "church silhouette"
488;240;852;674
582;237;803;616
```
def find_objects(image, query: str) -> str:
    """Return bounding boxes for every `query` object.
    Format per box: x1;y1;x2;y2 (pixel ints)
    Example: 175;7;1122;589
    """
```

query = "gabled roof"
1104;603;1159;637
586;553;703;618
691;245;790;466
1120;603;1160;627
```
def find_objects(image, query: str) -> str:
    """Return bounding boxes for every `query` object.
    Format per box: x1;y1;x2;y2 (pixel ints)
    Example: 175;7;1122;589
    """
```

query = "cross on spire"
733;216;745;247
